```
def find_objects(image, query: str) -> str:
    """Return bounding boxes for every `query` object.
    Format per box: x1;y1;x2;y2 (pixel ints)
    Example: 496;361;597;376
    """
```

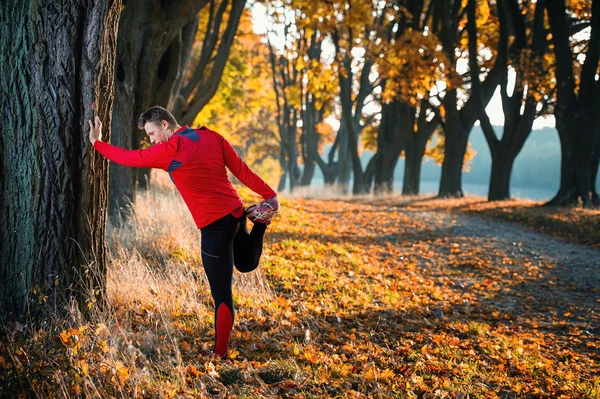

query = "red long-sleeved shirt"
94;125;277;228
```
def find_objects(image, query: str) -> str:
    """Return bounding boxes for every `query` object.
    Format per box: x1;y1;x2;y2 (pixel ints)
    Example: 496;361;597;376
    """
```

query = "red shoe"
246;196;279;225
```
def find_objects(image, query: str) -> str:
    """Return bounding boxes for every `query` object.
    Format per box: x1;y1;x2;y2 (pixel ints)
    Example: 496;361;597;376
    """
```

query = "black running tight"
200;213;267;357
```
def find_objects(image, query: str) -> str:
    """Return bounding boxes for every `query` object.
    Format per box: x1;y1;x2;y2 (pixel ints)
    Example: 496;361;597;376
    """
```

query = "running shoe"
246;196;279;225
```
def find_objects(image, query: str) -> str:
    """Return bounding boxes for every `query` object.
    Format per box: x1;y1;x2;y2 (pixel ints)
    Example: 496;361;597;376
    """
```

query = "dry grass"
1;171;272;398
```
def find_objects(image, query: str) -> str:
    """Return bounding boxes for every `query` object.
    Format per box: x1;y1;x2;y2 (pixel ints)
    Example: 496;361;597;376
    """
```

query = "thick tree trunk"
109;37;136;221
548;121;584;205
277;142;287;192
373;100;404;194
337;125;352;194
488;146;516;201
403;112;438;196
591;145;600;205
374;157;399;194
0;0;120;321
403;139;428;195
300;160;316;186
546;0;600;206
439;114;469;198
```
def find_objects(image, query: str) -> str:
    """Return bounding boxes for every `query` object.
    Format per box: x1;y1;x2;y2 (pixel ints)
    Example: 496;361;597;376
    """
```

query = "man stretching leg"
88;106;279;358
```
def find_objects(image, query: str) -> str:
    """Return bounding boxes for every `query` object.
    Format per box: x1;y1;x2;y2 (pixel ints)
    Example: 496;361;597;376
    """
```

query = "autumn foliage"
2;171;599;398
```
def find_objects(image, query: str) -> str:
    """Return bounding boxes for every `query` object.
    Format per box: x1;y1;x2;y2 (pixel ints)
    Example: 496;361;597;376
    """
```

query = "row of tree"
259;0;599;206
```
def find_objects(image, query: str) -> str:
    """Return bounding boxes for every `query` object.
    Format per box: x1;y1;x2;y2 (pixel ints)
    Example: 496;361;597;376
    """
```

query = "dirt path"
408;208;600;344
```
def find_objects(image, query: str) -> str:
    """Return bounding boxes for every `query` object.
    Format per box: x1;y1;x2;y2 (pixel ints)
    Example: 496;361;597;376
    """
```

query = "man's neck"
168;124;183;140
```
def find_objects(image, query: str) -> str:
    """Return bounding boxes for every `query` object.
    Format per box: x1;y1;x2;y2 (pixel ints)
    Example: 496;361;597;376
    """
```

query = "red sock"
214;303;233;357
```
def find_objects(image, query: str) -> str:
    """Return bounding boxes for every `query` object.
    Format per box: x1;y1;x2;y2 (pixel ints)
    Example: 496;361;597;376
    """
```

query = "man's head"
137;106;180;144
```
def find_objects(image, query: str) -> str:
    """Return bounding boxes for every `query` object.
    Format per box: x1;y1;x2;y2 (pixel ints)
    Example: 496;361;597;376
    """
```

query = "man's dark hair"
137;106;178;129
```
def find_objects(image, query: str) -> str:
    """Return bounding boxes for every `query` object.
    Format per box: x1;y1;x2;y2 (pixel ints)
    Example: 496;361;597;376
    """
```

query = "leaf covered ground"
2;188;599;398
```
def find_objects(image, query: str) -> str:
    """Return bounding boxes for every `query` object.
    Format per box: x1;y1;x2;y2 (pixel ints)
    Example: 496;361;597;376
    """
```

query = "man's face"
144;121;170;144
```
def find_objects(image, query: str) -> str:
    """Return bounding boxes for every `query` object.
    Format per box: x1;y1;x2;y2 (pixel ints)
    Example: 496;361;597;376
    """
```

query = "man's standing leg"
200;215;239;357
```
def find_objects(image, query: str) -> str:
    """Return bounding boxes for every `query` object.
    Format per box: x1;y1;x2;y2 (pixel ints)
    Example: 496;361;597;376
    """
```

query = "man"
88;106;279;358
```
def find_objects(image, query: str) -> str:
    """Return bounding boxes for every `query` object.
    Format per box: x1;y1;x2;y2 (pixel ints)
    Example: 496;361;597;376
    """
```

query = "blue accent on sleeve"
167;159;183;173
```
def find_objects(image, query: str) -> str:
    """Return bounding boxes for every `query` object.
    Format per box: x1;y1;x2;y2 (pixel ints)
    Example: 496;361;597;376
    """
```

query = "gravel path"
418;210;600;281
413;209;600;336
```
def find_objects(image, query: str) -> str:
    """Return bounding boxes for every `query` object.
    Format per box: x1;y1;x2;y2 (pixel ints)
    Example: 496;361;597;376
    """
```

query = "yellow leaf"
59;330;71;346
115;361;130;385
364;367;377;380
304;349;317;363
98;340;109;353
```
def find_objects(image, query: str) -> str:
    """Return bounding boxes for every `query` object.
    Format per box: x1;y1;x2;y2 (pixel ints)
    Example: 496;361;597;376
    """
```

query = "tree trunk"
337;124;352;194
137;167;152;190
277;142;287;192
403;107;438;195
364;153;378;191
284;109;300;191
548;121;582;205
0;0;120;321
300;90;330;187
488;146;516;201
110;38;136;221
373;100;404;194
323;126;342;185
546;0;600;206
439;105;469;198
591;144;600;205
403;139;428;195
300;160;316;186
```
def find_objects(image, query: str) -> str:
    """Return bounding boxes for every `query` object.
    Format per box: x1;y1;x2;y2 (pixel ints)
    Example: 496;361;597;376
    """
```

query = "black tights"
200;213;267;356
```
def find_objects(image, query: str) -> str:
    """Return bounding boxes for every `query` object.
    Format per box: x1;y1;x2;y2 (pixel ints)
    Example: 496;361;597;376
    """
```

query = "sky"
250;3;557;131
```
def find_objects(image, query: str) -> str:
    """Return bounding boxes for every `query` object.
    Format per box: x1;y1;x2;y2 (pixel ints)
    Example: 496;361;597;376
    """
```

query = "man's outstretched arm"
220;133;277;199
88;116;176;170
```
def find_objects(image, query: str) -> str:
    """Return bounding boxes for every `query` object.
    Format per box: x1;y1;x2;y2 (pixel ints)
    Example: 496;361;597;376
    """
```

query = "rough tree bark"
0;0;120;321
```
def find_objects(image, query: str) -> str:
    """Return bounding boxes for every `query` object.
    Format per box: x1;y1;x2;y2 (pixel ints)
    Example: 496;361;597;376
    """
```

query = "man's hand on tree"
88;116;102;145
